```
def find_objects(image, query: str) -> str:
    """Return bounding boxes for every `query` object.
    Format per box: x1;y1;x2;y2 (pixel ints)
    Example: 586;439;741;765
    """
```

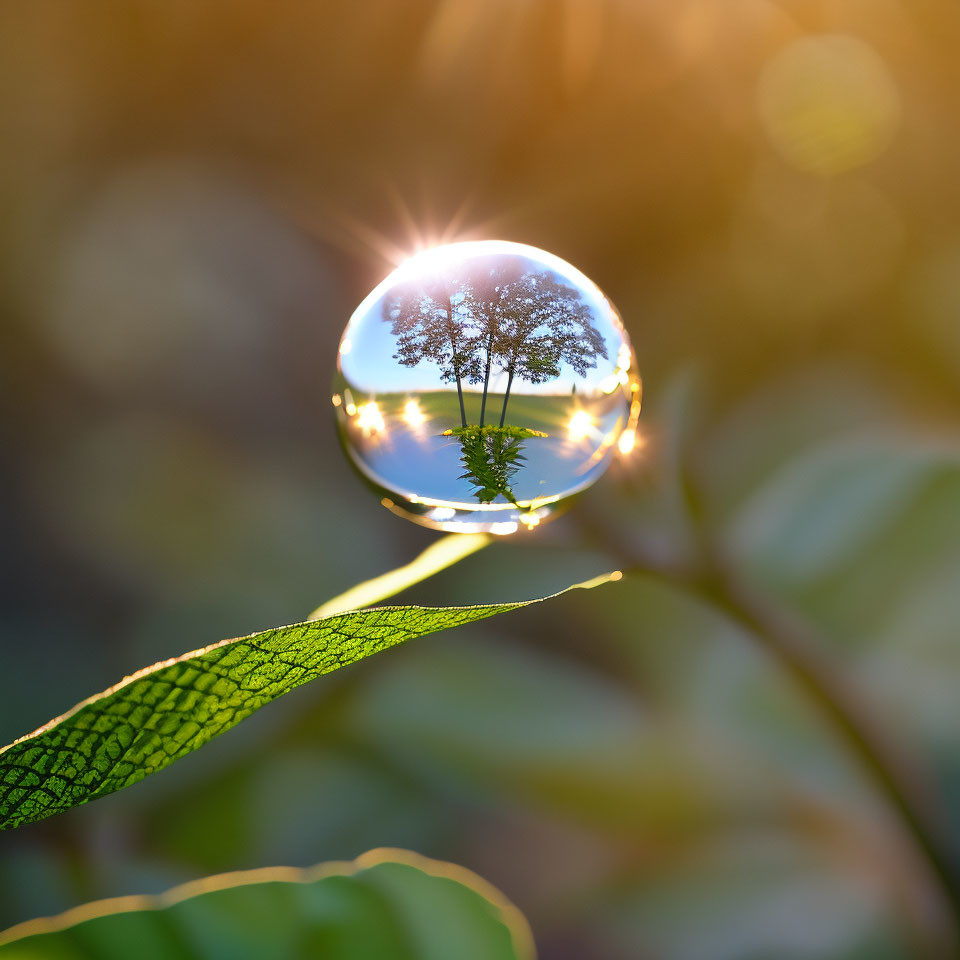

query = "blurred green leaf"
0;577;616;831
347;634;715;834
0;850;533;960
726;433;960;644
727;435;940;588
698;366;896;522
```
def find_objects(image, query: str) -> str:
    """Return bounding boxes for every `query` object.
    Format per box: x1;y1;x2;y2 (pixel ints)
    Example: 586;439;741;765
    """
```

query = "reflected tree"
383;271;472;428
452;425;545;507
458;428;525;505
461;259;526;426
492;272;607;427
383;259;608;433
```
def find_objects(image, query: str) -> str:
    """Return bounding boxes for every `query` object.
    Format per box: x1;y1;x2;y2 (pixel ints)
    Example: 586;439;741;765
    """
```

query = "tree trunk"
479;332;493;426
454;372;467;428
446;302;468;428
498;366;515;428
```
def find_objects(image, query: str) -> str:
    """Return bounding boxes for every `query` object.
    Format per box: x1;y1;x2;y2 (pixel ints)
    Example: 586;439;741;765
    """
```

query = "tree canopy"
383;270;473;426
382;257;608;428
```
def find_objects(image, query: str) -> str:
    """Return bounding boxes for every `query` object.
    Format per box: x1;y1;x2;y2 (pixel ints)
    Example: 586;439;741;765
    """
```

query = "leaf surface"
0;577;615;831
0;849;533;959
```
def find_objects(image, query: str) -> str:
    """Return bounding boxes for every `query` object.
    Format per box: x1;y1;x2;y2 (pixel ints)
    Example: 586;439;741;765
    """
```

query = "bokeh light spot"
758;35;900;177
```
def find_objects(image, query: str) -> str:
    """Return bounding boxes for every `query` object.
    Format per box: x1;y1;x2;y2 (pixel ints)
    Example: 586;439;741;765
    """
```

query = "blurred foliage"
2;0;960;957
0;851;531;960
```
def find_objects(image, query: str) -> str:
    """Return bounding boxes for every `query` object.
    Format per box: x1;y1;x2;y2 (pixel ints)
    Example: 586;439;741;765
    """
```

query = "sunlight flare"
568;410;594;442
356;401;385;434
402;398;428;428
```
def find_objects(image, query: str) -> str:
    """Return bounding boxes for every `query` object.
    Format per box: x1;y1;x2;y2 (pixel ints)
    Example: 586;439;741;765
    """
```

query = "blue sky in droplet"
338;248;629;397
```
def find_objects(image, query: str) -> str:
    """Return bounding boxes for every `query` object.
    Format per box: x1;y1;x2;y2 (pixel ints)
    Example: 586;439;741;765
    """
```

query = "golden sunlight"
617;429;637;455
402;399;428;428
568;410;594;442
356;401;386;434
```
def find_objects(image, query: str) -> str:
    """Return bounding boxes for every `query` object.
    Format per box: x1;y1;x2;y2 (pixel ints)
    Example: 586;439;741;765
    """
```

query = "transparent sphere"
333;241;640;533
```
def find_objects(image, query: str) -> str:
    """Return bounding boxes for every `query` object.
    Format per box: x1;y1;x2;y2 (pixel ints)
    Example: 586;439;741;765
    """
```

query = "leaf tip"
570;569;622;591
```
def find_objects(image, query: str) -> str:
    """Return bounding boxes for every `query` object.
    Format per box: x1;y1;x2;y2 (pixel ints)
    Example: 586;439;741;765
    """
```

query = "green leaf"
346;634;713;833
0;849;534;959
725;433;960;647
727;434;942;589
0;575;618;832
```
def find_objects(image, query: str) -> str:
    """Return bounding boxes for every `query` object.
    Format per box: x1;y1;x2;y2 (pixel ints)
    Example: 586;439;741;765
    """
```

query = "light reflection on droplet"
343;387;357;417
618;429;637;456
356;401;385;434
333;240;640;532
568;410;595;442
402;399;428;428
519;511;542;530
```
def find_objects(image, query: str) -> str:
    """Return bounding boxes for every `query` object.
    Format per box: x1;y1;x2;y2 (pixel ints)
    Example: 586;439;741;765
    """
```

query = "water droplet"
333;241;640;532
